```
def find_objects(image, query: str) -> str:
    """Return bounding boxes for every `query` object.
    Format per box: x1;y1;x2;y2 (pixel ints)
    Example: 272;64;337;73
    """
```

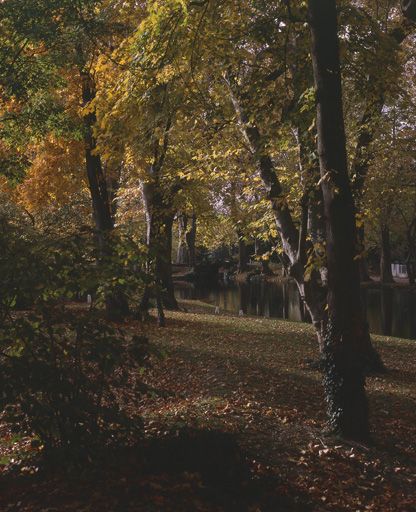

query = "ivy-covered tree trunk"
380;223;394;283
308;0;371;440
80;68;129;322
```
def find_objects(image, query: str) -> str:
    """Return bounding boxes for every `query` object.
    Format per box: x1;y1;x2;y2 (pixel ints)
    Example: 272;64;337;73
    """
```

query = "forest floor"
0;301;415;511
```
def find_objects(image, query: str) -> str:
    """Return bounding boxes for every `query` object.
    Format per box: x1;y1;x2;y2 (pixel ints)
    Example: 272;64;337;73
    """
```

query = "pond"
175;279;416;340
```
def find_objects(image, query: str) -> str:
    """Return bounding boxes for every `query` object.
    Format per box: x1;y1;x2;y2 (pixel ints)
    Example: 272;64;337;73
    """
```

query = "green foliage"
0;196;150;458
0;196;147;319
0;307;151;455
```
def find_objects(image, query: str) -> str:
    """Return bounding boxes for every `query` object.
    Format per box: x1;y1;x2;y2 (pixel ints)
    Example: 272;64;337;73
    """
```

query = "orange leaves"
17;136;87;213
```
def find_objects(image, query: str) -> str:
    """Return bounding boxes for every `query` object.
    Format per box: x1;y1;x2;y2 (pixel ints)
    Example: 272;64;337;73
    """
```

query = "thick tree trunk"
309;0;372;441
380;224;394;283
80;71;113;235
140;178;179;314
158;214;177;309
177;213;197;267
80;69;129;322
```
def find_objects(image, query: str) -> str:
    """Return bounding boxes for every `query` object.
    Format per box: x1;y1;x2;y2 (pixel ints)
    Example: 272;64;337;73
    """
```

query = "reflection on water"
175;279;416;340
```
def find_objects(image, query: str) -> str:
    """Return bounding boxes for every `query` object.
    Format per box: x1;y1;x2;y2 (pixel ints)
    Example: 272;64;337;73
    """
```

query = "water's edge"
175;280;416;340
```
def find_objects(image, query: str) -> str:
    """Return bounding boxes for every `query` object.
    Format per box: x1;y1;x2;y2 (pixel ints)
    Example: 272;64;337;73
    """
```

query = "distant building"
391;263;408;278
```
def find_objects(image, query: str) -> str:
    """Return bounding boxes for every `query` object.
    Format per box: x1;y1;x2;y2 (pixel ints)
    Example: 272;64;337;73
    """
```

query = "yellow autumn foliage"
17;137;88;214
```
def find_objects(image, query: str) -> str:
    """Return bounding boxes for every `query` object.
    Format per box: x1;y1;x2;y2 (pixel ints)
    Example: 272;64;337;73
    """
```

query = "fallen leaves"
0;304;415;511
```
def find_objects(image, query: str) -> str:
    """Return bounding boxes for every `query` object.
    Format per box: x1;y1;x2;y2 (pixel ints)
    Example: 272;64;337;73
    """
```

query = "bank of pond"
175;279;416;340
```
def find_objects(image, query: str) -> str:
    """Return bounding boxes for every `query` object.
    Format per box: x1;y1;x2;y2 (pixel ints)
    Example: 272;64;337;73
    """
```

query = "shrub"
0;307;152;457
0;196;147;318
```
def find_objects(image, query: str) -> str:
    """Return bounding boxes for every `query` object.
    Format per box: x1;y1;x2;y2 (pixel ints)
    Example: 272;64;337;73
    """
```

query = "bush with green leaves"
0;306;153;456
0;197;153;458
0;194;147;318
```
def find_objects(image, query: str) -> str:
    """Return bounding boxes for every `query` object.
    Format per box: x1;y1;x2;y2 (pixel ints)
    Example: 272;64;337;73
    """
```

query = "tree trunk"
186;213;197;268
380;223;394;283
138;112;180;318
237;230;249;273
408;261;415;286
297;119;328;289
225;76;327;349
158;213;177;309
309;0;372;441
80;68;129;322
177;213;189;264
140;178;179;313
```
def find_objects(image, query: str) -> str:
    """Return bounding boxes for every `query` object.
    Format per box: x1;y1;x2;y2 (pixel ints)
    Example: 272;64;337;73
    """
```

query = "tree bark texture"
177;213;197;267
186;214;197;268
309;0;374;441
140;176;179;313
80;69;129;322
177;214;189;264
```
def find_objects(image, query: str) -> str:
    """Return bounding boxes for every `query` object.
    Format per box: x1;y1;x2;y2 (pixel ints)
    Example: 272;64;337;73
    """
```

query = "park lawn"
0;300;415;511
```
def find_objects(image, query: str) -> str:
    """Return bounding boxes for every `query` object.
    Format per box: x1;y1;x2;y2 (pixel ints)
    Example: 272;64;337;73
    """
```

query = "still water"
175;279;416;340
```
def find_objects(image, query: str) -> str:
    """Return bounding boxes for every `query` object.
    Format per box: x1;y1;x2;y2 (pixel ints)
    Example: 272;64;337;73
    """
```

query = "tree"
308;0;371;440
0;0;136;320
176;212;197;266
346;6;414;281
